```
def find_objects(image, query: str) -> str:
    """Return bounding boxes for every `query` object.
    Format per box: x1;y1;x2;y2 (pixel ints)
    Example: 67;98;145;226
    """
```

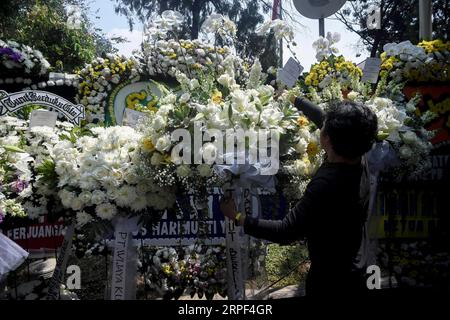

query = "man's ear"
320;129;331;152
320;129;329;143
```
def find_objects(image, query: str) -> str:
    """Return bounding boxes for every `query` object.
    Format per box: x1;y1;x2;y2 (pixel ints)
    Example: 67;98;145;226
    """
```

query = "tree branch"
335;9;374;48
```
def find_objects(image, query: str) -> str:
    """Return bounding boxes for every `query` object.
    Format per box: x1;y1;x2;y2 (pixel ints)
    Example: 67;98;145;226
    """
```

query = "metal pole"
279;0;283;67
319;17;325;37
419;0;432;40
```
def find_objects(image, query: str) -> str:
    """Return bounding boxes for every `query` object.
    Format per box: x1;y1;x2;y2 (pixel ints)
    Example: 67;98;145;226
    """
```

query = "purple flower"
0;211;3;224
0;47;23;63
15;179;29;193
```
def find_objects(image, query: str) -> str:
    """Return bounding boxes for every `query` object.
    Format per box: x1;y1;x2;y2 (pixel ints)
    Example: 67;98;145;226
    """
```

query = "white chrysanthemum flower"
95;203;117;220
130;196;148;212
115;185;137;207
71;197;84;211
91;190;106;205
78;191;92;205
123;170;139;184
58;189;75;208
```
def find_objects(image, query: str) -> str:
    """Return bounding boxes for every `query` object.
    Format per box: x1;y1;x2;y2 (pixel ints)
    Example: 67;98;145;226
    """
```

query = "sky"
90;0;370;71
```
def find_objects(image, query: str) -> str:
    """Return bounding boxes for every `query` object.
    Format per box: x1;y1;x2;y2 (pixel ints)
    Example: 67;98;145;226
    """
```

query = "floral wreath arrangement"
75;54;141;124
60;11;319;300
75;11;251;127
0;12;320;239
39;125;176;234
0;39;80;101
0;116;74;225
2;9;441;300
296;37;434;180
136;11;321;213
0;12;314;299
300;32;362;95
381;39;450;84
138;244;227;300
0;40;51;83
142;11;248;81
380;40;450;144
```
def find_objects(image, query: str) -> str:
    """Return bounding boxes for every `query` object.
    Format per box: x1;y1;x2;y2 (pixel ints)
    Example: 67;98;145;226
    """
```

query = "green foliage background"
0;0;118;72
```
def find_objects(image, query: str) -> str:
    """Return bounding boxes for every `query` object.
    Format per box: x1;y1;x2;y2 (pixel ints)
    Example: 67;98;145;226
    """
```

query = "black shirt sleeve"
294;97;325;129
243;176;328;244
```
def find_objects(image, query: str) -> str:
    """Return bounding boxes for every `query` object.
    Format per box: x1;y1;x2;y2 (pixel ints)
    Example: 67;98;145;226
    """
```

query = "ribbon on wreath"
47;222;74;300
366;140;399;217
358;141;400;267
215;154;276;300
110;216;140;300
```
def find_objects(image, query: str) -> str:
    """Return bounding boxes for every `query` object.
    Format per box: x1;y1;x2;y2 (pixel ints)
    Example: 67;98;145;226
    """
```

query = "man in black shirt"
220;98;378;296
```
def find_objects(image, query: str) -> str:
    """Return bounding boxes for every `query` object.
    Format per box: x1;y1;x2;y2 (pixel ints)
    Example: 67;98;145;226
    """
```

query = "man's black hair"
323;100;378;159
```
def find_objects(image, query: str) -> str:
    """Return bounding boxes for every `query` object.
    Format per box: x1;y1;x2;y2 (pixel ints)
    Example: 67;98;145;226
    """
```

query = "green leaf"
377;132;390;140
36;159;57;189
2;145;26;153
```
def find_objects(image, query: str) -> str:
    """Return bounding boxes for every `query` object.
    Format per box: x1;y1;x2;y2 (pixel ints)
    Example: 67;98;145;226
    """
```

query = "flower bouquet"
139;244;227;300
0;40;51;82
381;40;450;84
380;40;450;149
299;32;363;97
297;35;434;180
75;54;141;124
0;116;74;224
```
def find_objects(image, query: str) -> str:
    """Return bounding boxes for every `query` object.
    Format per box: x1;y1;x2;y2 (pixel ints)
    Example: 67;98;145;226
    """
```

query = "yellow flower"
297;116;309;127
162;264;172;275
300;155;311;175
307;141;320;157
142;137;155;152
211;90;223;104
146;99;159;113
126;91;147;109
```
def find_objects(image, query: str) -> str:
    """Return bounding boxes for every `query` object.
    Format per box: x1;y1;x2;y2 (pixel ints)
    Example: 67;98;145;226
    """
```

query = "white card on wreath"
277;57;304;88
361;57;382;84
123;108;146;128
29;109;58;128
